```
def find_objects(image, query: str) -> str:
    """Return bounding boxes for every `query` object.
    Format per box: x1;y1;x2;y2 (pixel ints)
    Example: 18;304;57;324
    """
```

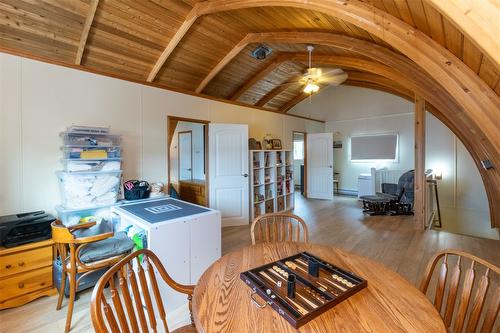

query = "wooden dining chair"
52;220;135;333
419;249;499;332
250;212;309;245
90;249;196;333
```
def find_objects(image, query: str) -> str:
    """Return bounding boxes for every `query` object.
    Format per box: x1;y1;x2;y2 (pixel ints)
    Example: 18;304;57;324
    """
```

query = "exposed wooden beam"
345;72;413;97
280;92;310;113
75;0;99;65
229;53;293;100
255;78;301;107
414;95;426;230
147;4;202;82
427;0;500;69
195;1;500;184
195;34;254;93
344;80;412;101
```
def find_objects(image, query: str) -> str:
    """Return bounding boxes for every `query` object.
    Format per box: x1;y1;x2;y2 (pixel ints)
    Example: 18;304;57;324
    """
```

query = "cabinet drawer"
0;266;52;302
0;246;52;278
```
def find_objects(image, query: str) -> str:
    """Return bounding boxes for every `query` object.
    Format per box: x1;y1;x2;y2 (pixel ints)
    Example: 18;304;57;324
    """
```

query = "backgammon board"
240;251;367;328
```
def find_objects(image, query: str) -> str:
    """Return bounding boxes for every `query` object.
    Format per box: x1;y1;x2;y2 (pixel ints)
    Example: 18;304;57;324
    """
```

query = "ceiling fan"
287;45;348;94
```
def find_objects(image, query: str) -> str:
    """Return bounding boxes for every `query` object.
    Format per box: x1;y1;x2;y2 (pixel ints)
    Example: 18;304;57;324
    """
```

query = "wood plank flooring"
0;194;498;333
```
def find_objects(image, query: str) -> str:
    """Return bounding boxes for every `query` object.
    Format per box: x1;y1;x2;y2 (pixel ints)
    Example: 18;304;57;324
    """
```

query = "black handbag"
123;180;150;200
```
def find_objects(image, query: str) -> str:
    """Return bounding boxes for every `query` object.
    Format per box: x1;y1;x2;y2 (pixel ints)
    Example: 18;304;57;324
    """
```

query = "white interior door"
307;133;334;199
179;131;192;180
209;124;249;226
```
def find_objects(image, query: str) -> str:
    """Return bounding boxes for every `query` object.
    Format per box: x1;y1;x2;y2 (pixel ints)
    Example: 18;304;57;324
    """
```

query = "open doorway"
293;131;307;197
167;116;209;206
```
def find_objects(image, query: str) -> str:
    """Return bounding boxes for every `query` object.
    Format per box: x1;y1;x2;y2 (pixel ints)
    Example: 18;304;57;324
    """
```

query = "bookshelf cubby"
250;150;295;221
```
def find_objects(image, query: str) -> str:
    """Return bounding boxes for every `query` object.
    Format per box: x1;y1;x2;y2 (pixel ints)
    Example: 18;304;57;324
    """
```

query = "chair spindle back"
419;249;499;332
91;249;194;333
251;213;308;245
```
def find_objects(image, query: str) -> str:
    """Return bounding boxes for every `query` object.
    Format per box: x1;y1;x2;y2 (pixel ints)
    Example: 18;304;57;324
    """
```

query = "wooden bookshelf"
250;150;295;221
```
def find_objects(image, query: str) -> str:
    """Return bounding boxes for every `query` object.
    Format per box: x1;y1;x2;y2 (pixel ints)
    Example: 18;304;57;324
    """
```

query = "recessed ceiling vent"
251;45;272;60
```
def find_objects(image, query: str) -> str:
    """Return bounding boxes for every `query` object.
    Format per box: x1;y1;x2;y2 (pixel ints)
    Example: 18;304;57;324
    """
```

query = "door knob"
328;165;333;168
243;173;249;177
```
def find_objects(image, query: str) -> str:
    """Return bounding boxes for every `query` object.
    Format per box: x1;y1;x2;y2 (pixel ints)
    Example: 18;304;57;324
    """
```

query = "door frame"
167;116;210;206
178;130;193;181
292;131;307;198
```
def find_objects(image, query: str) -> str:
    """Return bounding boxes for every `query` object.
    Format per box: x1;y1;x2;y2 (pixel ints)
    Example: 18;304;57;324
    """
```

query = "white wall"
326;113;414;191
0;53;323;216
289;85;413;122
170;121;205;183
293;85;496;240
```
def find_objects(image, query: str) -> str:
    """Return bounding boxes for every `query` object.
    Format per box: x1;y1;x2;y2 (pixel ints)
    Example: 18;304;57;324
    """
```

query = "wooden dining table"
192;242;446;332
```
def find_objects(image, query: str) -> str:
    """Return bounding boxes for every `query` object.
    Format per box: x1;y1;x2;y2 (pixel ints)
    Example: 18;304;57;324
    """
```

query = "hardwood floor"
0;194;498;333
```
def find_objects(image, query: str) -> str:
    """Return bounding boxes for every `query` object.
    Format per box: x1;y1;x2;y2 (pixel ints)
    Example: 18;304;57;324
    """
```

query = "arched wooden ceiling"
0;0;498;227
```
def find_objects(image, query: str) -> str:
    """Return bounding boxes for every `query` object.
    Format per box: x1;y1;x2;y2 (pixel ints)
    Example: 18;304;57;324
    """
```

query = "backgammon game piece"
240;252;367;328
287;274;296;298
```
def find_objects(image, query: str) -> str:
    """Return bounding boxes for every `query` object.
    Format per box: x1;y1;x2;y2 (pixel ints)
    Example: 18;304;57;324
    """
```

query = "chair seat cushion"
79;231;135;263
172;324;197;333
360;195;391;202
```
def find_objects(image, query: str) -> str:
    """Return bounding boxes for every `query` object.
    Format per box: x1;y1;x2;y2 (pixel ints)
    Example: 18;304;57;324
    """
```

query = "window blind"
350;134;398;160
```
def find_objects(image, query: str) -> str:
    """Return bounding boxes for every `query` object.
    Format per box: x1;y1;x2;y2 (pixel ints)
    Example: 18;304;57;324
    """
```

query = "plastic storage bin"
57;170;122;209
62;159;121;172
62;146;121;159
55;205;115;226
61;132;121;147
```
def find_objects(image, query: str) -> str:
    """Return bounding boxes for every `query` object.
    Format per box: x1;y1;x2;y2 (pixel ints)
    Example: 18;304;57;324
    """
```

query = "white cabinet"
190;215;221;280
357;173;374;198
249;150;295;221
112;198;221;315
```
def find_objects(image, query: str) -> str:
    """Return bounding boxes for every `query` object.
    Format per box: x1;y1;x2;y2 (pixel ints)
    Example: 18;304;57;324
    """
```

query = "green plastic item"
132;231;146;262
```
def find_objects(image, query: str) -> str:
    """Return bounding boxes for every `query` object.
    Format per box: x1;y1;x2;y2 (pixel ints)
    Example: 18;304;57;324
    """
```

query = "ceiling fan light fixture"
304;82;320;94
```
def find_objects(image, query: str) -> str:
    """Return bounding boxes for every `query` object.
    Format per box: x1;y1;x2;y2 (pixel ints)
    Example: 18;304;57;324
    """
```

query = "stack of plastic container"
55;126;122;225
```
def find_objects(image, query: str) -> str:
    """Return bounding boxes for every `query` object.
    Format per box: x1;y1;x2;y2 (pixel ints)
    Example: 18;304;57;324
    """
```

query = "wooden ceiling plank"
1;0;85;25
478;57;500;88
95;6;177;44
0;10;80;47
426;0;500;69
421;1;445;46
230;53;293;100
113;0;188;26
0;34;75;62
495;80;500;96
91;21;164;53
392;0;416;27
146;4;201;82
381;0;403;20
405;0;431;35
0;2;83;39
195;33;254;93
462;37;483;74
442;17;464;60
255;78;300;107
75;0;99;65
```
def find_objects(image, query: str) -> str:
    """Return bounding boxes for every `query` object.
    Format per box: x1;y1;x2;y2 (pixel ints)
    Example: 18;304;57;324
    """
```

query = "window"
350;133;398;161
293;141;304;160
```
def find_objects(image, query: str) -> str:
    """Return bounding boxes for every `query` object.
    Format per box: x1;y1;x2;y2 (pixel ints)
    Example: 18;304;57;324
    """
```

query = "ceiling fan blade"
316;68;345;77
317;72;348;86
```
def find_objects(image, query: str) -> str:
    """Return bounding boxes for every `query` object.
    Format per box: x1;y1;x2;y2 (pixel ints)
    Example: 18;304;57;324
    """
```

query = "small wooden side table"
0;239;57;309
